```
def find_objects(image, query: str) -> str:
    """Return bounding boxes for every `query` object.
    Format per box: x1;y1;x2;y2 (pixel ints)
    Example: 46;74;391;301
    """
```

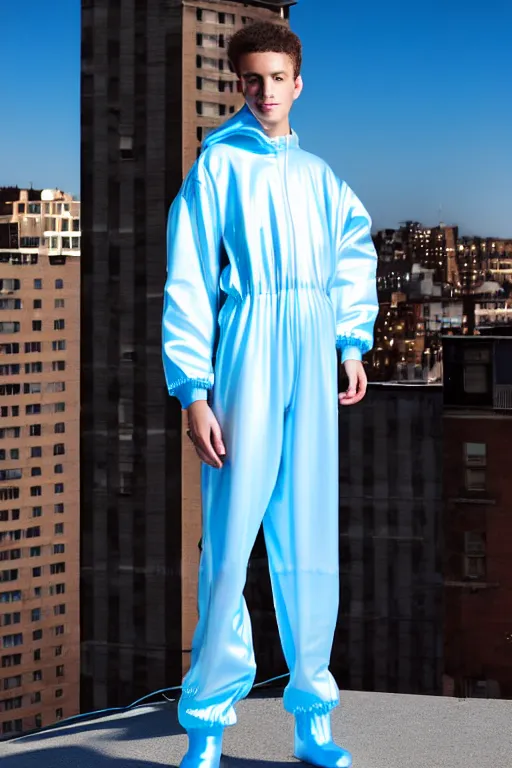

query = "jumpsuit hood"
202;104;300;155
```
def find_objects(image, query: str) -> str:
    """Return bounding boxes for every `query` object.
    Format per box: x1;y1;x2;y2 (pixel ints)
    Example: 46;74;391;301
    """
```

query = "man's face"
239;51;303;136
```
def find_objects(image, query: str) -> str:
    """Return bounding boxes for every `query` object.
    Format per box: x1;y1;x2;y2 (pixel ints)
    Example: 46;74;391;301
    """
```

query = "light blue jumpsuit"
162;105;378;730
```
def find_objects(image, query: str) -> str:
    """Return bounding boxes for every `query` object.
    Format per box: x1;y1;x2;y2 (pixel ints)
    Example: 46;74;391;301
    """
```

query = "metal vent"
494;385;512;410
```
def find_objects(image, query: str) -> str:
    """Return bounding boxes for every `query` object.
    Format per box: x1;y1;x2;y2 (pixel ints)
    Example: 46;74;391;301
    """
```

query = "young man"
163;22;378;768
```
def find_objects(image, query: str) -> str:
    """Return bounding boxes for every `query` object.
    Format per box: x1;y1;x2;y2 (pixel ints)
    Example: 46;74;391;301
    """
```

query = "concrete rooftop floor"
1;689;511;768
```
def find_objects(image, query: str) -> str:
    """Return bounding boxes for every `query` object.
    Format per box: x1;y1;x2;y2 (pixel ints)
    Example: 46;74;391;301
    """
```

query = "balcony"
3;691;511;766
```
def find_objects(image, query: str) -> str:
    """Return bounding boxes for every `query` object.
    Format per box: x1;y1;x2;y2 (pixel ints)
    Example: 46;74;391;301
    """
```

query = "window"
54;523;64;535
31;609;42;622
54;299;65;309
25;341;42;353
0;322;20;334
26;404;42;415
62;237;70;249
30;424;42;436
1;633;23;648
26;526;41;538
56;707;64;720
34;279;42;289
55;688;63;698
25;362;43;374
32;629;43;641
54;319;65;330
56;664;64;677
32;567;42;577
18;203;25;213
31;467;42;477
10;450;19;460
54;604;66;616
1;653;21;667
53;444;65;456
28;203;41;214
52;340;66;351
32;505;42;516
54;503;64;514
32;320;42;332
55;423;65;434
0;299;22;310
54;464;64;475
2;674;22;690
119;135;134;159
34;587;41;597
464;531;486;580
33;649;41;661
55;279;63;289
55;402;65;413
32;691;42;704
0;428;21;440
53;544;65;556
0;343;19;355
47;381;65;393
464;442;487;466
33;299;42;309
72;237;80;249
34;713;42;728
31;447;42;458
30;486;42;497
50;562;65;575
30;546;41;557
33;669;43;681
51;237;58;249
54;625;64;636
54;483;64;494
463;364;488;394
61;219;69;231
466;468;486;491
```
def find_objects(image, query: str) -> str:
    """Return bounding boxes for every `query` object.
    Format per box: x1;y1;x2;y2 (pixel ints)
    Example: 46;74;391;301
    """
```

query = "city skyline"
0;0;511;237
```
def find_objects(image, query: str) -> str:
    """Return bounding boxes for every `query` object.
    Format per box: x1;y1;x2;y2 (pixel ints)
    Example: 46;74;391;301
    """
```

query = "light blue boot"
294;712;352;768
180;726;224;768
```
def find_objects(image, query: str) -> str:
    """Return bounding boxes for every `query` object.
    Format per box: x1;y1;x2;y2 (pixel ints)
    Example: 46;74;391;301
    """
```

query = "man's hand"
187;401;226;469
339;360;367;407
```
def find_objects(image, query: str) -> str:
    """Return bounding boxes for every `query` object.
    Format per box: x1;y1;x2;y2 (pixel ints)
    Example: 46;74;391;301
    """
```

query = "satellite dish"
41;189;56;201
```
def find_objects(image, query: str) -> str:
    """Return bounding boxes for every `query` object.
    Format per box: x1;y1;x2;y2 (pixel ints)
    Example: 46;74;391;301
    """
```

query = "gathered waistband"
223;286;331;303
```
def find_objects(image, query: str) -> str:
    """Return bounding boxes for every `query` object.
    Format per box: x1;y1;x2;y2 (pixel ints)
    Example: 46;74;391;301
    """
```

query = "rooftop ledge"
3;690;512;767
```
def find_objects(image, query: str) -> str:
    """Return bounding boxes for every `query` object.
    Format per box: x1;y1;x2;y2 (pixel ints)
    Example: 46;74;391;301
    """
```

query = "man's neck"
264;120;291;139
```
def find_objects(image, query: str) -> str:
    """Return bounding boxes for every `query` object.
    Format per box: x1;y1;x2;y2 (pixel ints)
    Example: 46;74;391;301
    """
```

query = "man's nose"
262;78;274;99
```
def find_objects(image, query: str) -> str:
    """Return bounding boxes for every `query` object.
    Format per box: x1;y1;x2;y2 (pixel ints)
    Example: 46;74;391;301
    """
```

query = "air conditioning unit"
494;385;512;410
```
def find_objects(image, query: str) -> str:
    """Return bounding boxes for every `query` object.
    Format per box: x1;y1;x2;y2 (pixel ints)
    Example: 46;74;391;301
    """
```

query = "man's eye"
275;77;283;82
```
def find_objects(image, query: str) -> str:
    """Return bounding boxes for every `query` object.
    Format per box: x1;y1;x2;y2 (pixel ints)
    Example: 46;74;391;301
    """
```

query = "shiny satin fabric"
162;105;379;730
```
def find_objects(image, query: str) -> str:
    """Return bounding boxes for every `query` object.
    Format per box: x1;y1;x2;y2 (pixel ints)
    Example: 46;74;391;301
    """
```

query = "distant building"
335;383;443;694
0;187;80;737
443;335;512;698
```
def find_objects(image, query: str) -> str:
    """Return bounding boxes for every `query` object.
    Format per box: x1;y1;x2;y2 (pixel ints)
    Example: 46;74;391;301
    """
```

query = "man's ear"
294;75;304;101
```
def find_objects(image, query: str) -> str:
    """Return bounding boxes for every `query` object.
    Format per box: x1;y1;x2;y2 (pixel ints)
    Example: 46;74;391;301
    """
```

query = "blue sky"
0;0;510;236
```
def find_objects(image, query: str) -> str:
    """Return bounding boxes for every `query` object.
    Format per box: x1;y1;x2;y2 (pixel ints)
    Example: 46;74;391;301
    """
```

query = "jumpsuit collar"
202;104;300;155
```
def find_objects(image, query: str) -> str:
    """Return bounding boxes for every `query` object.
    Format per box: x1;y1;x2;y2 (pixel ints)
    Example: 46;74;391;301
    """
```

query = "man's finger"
196;433;223;468
210;422;226;458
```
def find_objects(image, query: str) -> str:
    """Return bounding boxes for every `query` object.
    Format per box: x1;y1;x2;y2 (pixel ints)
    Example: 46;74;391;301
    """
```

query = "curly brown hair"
228;22;302;80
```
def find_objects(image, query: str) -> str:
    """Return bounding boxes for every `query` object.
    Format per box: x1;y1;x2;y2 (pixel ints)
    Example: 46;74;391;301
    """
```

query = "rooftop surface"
2;690;512;768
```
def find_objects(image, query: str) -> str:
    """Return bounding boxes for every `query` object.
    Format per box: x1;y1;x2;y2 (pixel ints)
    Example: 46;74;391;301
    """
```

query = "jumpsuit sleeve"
162;164;221;409
332;183;379;363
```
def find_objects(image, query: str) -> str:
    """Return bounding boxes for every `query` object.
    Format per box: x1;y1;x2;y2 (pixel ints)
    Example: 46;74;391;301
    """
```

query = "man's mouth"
258;103;279;112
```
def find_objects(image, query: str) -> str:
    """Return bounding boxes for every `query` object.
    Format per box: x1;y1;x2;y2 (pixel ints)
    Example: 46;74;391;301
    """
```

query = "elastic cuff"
341;346;362;363
175;384;208;410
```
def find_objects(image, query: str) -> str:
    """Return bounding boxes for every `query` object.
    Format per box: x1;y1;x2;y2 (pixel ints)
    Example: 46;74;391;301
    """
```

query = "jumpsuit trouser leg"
177;292;340;730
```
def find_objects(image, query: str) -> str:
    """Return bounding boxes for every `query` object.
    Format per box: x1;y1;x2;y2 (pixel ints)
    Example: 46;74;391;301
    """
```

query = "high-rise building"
443;334;512;699
0;187;80;738
81;0;296;711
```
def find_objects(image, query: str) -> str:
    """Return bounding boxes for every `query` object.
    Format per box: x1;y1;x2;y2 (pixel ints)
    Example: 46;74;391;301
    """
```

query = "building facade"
443;335;512;699
81;0;295;711
0;187;80;738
